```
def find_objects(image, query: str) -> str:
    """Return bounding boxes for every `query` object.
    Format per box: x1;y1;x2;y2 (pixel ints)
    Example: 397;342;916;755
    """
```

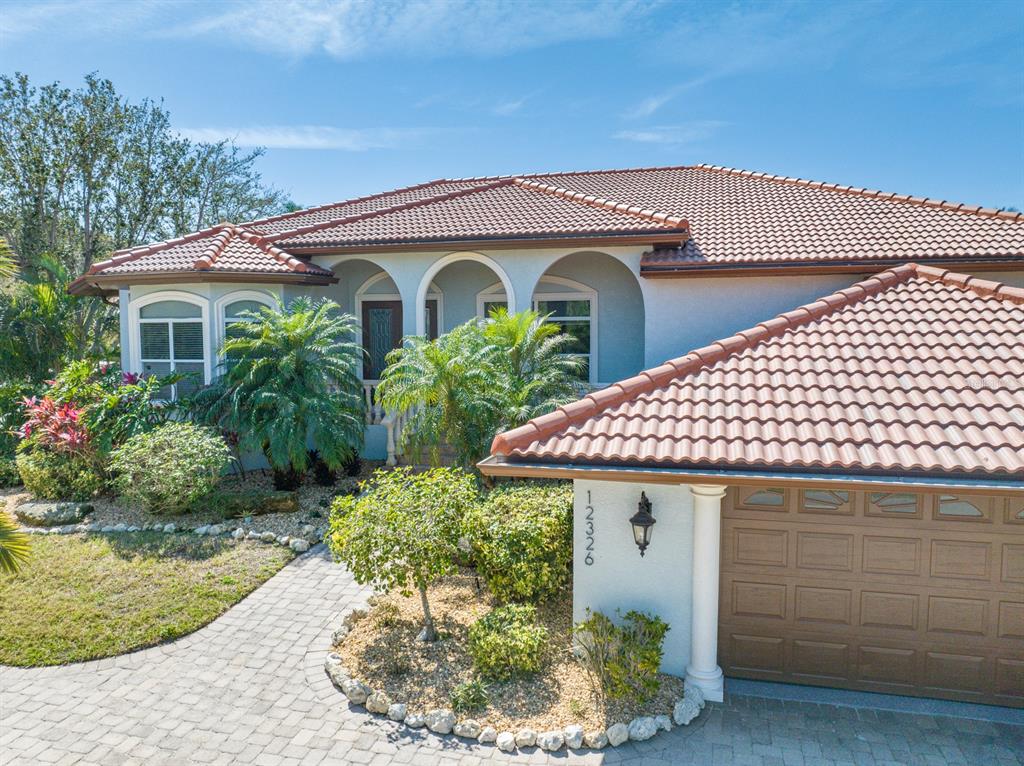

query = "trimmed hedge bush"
110;422;231;514
467;604;549;680
15;449;104;501
464;481;572;604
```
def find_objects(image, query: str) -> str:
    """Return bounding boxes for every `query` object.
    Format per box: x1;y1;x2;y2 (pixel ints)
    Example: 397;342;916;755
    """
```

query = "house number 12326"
584;490;595;566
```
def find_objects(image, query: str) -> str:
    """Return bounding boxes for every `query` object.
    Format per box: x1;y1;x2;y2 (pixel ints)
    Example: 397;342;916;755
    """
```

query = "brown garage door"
719;486;1024;707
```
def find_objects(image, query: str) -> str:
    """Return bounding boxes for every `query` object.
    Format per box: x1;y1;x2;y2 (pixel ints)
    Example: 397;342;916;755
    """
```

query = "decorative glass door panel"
361;301;403;379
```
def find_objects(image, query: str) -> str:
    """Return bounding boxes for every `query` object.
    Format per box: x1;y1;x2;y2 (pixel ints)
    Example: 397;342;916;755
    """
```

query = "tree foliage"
189;298;364;488
376;308;583;469
327;467;479;641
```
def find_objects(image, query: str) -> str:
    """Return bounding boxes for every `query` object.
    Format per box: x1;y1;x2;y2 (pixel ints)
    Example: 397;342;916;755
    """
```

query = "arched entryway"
415;252;515;336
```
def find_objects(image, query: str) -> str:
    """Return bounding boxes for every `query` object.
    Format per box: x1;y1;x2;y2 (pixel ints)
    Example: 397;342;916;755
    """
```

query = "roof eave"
283;231;688;256
477;456;1024;496
67;270;338;296
639;255;1024;278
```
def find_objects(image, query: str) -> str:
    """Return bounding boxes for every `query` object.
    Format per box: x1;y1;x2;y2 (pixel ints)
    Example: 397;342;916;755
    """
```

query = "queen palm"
193;297;364;489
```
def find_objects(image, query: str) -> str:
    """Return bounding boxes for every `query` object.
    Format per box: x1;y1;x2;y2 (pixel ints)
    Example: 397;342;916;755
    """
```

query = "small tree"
327;467;478;641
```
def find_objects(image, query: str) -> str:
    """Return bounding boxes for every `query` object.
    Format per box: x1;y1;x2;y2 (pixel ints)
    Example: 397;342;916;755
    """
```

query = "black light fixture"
629;492;656;557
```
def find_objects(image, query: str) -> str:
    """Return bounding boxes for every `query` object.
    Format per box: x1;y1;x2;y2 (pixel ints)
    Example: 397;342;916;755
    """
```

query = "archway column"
686;483;728;702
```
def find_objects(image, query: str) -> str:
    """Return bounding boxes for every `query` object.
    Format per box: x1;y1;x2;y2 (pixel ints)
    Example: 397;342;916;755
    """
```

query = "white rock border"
324;607;707;754
16;518;322;554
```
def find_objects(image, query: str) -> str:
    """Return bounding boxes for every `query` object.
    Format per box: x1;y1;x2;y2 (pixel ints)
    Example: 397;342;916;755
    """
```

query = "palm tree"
193;298;365;489
0;510;29;574
482;307;585;428
377;309;584;470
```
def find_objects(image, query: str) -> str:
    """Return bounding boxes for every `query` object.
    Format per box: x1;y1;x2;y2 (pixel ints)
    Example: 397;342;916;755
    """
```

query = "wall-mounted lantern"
629;492;656;557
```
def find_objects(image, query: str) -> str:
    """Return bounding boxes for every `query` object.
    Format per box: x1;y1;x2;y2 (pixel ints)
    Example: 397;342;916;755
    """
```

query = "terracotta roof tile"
491;264;1024;479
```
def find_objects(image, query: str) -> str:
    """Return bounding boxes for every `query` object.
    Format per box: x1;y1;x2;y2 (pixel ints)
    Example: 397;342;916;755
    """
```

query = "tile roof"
490;264;1024;479
79;163;1024;284
80;223;334;280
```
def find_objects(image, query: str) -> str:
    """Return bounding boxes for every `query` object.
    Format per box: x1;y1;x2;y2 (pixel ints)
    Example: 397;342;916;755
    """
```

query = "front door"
360;299;439;379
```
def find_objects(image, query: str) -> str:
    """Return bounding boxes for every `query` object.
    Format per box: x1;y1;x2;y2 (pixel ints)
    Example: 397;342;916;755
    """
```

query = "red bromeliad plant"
19;396;91;454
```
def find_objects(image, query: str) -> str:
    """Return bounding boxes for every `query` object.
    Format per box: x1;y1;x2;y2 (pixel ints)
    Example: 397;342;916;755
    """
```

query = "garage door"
719;486;1024;707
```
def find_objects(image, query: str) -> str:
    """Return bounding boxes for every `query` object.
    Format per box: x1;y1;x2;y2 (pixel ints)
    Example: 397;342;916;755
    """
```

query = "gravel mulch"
333;571;683;733
3;460;384;543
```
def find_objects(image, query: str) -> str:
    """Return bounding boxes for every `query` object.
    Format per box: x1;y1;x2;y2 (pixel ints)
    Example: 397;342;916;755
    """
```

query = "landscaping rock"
387;703;406;721
514;729;537;748
194;525;209;535
673;697;700;726
14;501;93;527
365;691;391;714
495;732;516;752
290;538;310;553
247;530;261;540
326;665;351;688
340;679;370;704
655;714;672;732
563;724;584;749
162;523;175;533
684;683;706;709
259;531;276;543
453;719;481;739
628;716;658;742
207;524;224;536
331;627;350;644
403;712;426;729
537;730;563;751
300;524;316;537
425;709;455;734
277;535;290;546
232;527;245;540
606;722;629;747
477;726;497;744
113;523;128;533
101;525;115;533
583;729;608;749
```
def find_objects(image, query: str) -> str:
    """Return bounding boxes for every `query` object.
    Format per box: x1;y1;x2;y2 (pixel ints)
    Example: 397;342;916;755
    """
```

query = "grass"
0;532;294;667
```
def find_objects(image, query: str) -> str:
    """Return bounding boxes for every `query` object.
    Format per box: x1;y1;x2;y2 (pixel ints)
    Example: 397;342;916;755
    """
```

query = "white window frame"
214;290;277;367
476;275;599;384
128;290;211;400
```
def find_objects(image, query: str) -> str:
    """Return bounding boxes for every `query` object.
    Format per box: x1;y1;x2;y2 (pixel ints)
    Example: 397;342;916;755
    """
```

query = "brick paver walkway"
1;545;1021;766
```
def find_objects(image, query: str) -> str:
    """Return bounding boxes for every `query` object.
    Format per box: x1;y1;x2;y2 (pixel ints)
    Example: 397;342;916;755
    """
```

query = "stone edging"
323;607;706;754
17;518;320;554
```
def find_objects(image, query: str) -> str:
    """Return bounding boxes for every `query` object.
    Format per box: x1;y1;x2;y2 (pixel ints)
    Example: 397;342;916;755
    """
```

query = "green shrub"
465;481;572;604
0;457;21;488
15;449;104;501
467;604;549;680
450;678;489;714
573;609;669;704
110;422;231;514
328;467;479;642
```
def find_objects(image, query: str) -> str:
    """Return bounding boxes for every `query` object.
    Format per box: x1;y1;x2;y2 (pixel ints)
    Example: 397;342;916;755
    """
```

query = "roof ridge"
694;164;1024;223
192;225;236;270
512;177;689;231
244;178;455;229
265;179;515;244
490;264;922;456
911;264;1024;305
88;223;234;275
442;164;694;183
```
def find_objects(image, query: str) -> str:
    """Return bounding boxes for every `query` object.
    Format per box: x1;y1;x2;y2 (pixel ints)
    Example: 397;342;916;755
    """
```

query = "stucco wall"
573;478;695;677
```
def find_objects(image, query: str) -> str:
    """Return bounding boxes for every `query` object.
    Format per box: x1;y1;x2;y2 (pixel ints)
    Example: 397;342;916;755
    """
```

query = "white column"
686;483;727;702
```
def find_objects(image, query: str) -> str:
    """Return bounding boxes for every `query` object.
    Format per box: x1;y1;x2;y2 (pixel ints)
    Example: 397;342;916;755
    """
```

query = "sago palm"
194;298;364;488
0;510;30;574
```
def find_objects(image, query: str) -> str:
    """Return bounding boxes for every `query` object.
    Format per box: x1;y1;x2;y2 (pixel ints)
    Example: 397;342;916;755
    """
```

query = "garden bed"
0;531;293;666
331;571;684;733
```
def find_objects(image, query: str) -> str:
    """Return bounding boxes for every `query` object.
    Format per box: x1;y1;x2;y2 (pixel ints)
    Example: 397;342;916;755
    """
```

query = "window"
736;487;787;510
867;492;920;516
800;489;852;514
535;298;592;381
936;495;984;518
222;299;268;369
138;299;206;399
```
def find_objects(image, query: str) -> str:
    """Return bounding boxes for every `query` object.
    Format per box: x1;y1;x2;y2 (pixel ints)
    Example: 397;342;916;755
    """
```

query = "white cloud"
177;125;429;151
164;0;655;60
492;97;528;116
613;121;727;145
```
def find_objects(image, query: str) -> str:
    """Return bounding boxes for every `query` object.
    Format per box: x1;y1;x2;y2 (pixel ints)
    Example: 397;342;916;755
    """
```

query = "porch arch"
415;252;516;336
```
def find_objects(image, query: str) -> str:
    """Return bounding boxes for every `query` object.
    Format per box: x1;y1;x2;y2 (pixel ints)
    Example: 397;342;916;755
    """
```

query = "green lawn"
0;532;294;667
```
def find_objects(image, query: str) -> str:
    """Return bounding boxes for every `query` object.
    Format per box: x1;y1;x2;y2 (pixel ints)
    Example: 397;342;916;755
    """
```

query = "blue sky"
2;0;1023;210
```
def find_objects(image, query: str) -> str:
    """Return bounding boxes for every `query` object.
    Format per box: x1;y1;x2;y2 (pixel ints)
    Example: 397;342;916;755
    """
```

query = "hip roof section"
490;264;1024;479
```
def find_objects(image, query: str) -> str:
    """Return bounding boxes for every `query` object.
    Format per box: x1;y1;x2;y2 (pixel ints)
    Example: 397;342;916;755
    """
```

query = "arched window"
138;299;206;400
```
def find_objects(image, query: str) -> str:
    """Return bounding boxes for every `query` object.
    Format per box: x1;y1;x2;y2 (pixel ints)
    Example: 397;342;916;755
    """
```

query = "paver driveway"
1;545;1022;766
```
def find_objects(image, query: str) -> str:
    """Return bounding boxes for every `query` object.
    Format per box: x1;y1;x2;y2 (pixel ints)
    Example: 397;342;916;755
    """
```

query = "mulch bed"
333;570;683;732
